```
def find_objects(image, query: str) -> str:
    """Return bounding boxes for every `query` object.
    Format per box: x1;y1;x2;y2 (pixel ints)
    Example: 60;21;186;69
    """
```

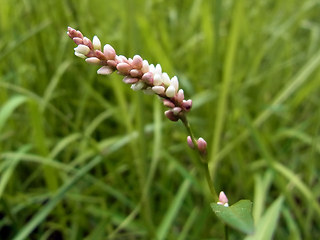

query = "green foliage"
211;200;254;234
1;0;320;239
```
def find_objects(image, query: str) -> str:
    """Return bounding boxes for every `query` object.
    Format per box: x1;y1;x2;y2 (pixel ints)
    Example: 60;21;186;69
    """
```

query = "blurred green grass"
0;0;320;239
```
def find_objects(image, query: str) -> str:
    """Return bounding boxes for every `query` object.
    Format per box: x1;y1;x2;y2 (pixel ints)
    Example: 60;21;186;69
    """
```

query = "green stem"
180;115;219;202
224;224;229;240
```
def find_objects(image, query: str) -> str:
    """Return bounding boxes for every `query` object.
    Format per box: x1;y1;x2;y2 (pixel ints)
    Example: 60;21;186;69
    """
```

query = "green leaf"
245;196;284;240
211;199;254;234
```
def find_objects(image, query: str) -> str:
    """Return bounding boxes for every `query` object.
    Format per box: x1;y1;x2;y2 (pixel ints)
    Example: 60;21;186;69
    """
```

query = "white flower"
153;73;163;86
74;44;90;55
170;76;179;91
85;57;100;64
131;81;145;91
74;52;86;59
141;60;149;73
165;85;176;98
92;36;101;50
152;86;165;94
155;64;162;75
162;72;171;87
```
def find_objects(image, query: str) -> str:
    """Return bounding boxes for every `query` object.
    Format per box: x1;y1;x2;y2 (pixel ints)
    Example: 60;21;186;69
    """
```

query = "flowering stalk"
67;26;219;201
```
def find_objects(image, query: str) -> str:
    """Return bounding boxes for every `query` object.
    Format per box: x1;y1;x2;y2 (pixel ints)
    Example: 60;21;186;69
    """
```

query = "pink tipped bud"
217;191;229;207
95;50;107;60
85;57;101;65
103;44;116;60
141;72;154;85
165;110;179;122
130;69;142;78
82;37;93;49
117;62;131;75
73;37;83;45
197;137;207;154
172;107;182;115
163;99;175;108
76;30;83;39
107;60;117;68
97;66;114;75
132;55;143;69
176;89;185;103
181;99;192;111
123;76;139;84
187;136;195;149
122;77;139;84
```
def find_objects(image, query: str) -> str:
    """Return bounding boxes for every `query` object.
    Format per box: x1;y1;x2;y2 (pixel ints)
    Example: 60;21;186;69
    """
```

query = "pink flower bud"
132;55;143;69
181;99;192;111
130;69;142;78
117;62;131;75
141;72;154;85
95;50;107;60
97;66;114;75
197;137;207;154
163;99;175;108
187;136;195;149
165;110;179;122
73;37;83;45
176;89;184;103
217;191;229;207
103;44;116;60
76;30;83;39
82;37;93;49
172;107;182;115
123;76;139;84
107;60;117;68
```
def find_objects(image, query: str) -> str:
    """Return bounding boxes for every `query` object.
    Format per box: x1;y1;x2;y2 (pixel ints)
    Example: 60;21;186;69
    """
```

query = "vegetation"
0;0;320;239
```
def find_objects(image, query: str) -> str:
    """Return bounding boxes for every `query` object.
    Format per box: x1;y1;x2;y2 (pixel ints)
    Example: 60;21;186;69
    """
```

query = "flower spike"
67;27;192;122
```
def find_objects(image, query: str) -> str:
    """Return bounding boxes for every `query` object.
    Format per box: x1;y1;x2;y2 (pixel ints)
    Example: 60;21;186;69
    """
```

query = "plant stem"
224;224;229;240
180;115;219;202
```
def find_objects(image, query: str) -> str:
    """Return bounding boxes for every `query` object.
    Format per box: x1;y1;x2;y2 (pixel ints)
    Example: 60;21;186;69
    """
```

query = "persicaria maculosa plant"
67;27;254;237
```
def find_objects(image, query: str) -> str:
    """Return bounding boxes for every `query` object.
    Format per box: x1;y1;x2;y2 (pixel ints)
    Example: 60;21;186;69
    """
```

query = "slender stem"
180;115;219;202
224;224;229;240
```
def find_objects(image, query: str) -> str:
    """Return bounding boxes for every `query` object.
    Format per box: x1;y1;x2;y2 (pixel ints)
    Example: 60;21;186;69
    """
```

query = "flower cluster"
67;27;192;121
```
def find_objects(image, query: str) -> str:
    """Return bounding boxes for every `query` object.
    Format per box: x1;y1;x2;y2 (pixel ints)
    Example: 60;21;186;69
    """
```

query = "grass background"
0;0;320;239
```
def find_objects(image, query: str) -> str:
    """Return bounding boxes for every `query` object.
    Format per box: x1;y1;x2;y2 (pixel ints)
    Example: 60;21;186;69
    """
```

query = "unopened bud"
85;57;101;65
165;110;179;122
103;44;116;60
217;191;229;207
92;36;101;50
197;137;207;154
181;99;192;111
132;55;143;69
97;66;113;75
163;99;175;108
123;76;139;84
142;72;153;85
187;136;194;149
